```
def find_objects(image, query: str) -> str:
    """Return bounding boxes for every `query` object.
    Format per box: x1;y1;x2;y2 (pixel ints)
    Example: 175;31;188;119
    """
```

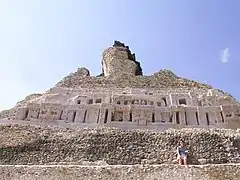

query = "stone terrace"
0;124;239;179
0;125;239;165
0;164;240;180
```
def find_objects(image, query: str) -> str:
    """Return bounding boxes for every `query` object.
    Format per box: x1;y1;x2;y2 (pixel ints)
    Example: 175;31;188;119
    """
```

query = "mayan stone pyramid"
0;40;239;129
0;41;240;180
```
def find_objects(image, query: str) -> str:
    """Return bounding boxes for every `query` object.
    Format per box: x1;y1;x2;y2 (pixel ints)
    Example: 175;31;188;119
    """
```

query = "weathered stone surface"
16;93;43;106
102;41;142;77
55;41;212;88
0;125;239;165
0;41;239;129
0;40;240;179
57;67;90;87
55;67;210;89
0;164;240;180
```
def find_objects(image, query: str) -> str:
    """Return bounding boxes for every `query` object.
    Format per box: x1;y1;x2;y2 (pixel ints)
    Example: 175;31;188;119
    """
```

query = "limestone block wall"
3;87;240;129
13;102;240;128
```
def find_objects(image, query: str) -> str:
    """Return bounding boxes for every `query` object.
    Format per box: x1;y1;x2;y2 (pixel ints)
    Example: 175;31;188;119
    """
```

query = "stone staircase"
0;124;239;180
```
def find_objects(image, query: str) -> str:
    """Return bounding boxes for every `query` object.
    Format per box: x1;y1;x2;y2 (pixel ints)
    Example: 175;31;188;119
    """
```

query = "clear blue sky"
0;0;239;110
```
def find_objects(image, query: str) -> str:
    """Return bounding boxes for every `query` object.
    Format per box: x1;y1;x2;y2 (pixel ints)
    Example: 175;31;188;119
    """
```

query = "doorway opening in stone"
152;112;155;123
195;112;199;125
206;112;210;125
88;99;93;104
97;109;100;123
179;99;187;105
220;112;225;122
104;110;108;124
36;110;40;119
59;110;63;120
111;112;114;121
95;99;101;103
169;113;173;123
72;111;77;123
83;110;87;123
129;111;132;122
24;109;29;120
176;112;180;124
162;97;167;106
184;111;188;125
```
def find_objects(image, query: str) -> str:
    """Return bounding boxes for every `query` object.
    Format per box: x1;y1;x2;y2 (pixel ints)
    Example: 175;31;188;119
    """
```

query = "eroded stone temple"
1;41;240;129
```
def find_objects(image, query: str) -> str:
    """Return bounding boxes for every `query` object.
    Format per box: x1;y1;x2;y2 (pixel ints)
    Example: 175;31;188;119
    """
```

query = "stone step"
0;164;239;180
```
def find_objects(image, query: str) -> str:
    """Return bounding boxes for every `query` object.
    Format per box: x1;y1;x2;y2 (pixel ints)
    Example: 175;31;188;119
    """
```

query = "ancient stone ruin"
0;40;240;129
0;41;240;180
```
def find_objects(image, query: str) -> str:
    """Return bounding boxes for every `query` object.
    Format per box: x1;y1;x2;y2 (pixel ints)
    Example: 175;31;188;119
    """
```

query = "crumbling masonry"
0;41;240;129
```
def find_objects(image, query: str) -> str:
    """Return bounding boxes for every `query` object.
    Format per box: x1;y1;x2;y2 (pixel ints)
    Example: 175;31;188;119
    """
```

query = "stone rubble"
55;68;213;90
0;124;239;165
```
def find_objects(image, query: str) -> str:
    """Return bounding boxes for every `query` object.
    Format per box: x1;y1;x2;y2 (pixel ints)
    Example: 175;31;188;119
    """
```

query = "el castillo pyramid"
0;41;239;180
0;40;240;129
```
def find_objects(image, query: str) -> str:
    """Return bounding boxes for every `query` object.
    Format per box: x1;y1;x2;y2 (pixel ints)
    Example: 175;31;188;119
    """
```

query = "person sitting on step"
176;139;189;168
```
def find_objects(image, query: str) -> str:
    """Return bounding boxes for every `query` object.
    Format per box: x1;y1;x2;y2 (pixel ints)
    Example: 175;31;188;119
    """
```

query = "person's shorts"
178;154;187;160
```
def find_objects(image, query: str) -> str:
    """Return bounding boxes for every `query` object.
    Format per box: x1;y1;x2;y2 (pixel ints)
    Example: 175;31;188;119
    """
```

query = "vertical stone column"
215;111;224;123
87;108;100;123
154;109;161;122
105;96;111;103
138;110;146;125
171;111;177;124
185;108;198;125
98;108;106;124
75;108;87;123
84;110;90;123
107;109;112;123
208;111;216;125
67;111;74;122
98;103;108;124
179;111;186;125
169;94;173;106
197;108;205;125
